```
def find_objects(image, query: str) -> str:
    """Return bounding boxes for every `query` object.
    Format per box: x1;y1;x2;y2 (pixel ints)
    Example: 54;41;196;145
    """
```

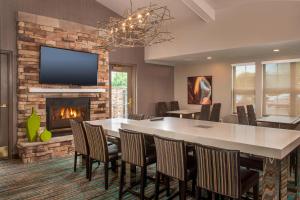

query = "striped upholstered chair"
194;144;259;200
128;113;156;158
119;129;156;200
154;136;196;200
70;119;89;178
83;122;119;190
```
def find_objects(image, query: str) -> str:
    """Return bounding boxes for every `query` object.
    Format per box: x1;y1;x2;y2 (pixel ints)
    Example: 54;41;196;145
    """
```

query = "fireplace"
46;98;90;137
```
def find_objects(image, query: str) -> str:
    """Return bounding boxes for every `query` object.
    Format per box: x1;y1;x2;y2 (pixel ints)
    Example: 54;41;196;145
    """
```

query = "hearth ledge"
17;135;74;163
17;135;73;147
28;87;106;93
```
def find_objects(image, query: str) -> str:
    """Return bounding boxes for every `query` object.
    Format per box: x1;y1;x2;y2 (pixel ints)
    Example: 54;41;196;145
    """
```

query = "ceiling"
148;40;300;65
96;0;201;23
96;0;300;65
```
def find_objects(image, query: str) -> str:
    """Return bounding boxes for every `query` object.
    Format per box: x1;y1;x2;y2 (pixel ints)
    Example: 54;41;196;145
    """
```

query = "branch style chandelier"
98;0;174;49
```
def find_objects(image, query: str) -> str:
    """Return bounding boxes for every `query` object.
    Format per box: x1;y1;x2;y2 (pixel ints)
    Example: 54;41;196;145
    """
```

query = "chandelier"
98;0;174;49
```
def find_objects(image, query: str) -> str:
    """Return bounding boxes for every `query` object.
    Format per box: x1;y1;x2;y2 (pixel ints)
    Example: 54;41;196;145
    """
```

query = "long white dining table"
87;117;300;200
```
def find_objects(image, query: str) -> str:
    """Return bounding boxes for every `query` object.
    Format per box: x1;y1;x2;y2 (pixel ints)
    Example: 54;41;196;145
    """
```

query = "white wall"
174;55;300;118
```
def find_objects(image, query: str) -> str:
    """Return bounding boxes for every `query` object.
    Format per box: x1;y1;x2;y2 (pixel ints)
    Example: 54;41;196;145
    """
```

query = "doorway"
0;50;13;159
110;64;136;118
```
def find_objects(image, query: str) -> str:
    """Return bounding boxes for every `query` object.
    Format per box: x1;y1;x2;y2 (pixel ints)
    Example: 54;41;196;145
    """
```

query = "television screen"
40;46;98;86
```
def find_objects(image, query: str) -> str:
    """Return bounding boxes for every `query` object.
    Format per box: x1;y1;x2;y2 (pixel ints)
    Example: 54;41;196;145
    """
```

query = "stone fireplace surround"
16;12;110;163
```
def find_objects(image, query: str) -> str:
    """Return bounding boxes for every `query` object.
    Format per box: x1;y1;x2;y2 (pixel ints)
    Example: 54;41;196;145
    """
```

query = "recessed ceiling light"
207;56;212;60
273;49;280;52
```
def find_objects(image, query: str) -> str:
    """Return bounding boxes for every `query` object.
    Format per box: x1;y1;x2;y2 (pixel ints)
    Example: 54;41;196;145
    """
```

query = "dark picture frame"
187;76;212;105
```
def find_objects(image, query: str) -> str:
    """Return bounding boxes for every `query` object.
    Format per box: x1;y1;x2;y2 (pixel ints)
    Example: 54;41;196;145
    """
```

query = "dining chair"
209;103;221;122
154;135;196;200
70;119;89;178
127;113;155;177
170;101;180;111
246;105;257;126
83;122;119;190
156;102;169;117
119;129;157;200
194;144;259;200
237;106;249;125
128;113;145;120
221;114;238;124
195;104;211;120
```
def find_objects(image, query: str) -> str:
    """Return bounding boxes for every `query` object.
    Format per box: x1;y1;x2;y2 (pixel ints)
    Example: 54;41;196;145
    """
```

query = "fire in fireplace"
46;98;90;137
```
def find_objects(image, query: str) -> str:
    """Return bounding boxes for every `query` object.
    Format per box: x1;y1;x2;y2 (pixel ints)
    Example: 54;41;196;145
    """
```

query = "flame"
60;107;80;119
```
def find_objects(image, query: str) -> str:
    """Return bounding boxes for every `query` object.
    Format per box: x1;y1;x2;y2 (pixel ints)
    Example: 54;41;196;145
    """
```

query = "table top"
257;115;300;124
87;117;300;160
166;110;199;115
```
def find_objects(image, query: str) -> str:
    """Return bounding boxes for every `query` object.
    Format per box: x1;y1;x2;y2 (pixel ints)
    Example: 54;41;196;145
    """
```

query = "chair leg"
89;157;93;181
119;161;125;200
104;162;109;190
85;155;89;179
130;164;136;186
155;172;161;200
192;178;196;195
253;183;259;200
74;151;77;172
111;159;117;173
195;187;201;200
165;176;170;196
179;180;186;200
140;166;146;200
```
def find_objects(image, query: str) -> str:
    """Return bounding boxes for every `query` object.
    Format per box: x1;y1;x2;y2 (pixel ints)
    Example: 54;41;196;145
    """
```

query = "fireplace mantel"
28;87;106;93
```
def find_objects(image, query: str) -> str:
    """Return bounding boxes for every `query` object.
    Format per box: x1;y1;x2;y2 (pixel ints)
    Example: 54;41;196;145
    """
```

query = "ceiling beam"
181;0;215;22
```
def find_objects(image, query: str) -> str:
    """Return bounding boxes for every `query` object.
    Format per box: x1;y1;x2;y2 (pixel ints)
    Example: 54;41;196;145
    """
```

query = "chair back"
119;129;146;167
197;104;211;120
246;105;257;126
170;101;180;111
154;136;186;181
237;106;249;125
156;102;169;117
210;103;221;122
128;113;145;120
70;119;88;155
83;122;109;162
194;144;240;198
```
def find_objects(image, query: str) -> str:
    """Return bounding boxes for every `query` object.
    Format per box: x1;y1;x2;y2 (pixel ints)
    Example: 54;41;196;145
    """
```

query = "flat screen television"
40;46;98;86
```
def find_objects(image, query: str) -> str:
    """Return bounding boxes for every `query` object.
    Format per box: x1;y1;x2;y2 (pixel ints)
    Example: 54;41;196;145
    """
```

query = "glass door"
110;64;136;118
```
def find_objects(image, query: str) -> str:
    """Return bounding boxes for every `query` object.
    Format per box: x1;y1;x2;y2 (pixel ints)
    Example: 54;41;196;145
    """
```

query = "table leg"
262;155;289;200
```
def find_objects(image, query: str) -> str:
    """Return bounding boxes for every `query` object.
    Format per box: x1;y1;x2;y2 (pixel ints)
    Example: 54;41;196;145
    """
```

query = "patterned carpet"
0;156;297;200
0;156;192;200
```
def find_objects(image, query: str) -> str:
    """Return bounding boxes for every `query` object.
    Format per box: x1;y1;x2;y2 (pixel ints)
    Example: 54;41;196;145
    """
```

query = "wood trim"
109;63;137;117
0;50;14;159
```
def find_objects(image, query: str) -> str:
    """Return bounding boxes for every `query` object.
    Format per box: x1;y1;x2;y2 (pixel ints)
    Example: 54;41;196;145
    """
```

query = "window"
232;63;256;112
263;60;300;116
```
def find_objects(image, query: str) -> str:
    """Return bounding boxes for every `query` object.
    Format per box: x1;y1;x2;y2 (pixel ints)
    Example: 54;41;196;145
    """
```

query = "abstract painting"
188;76;212;105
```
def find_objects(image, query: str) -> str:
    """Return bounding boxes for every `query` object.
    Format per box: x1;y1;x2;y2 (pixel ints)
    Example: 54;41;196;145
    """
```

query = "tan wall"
174;55;300;118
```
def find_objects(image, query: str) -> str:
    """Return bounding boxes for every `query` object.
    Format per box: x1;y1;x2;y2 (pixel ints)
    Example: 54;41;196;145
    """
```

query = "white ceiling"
149;40;300;66
96;0;300;65
96;0;201;23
